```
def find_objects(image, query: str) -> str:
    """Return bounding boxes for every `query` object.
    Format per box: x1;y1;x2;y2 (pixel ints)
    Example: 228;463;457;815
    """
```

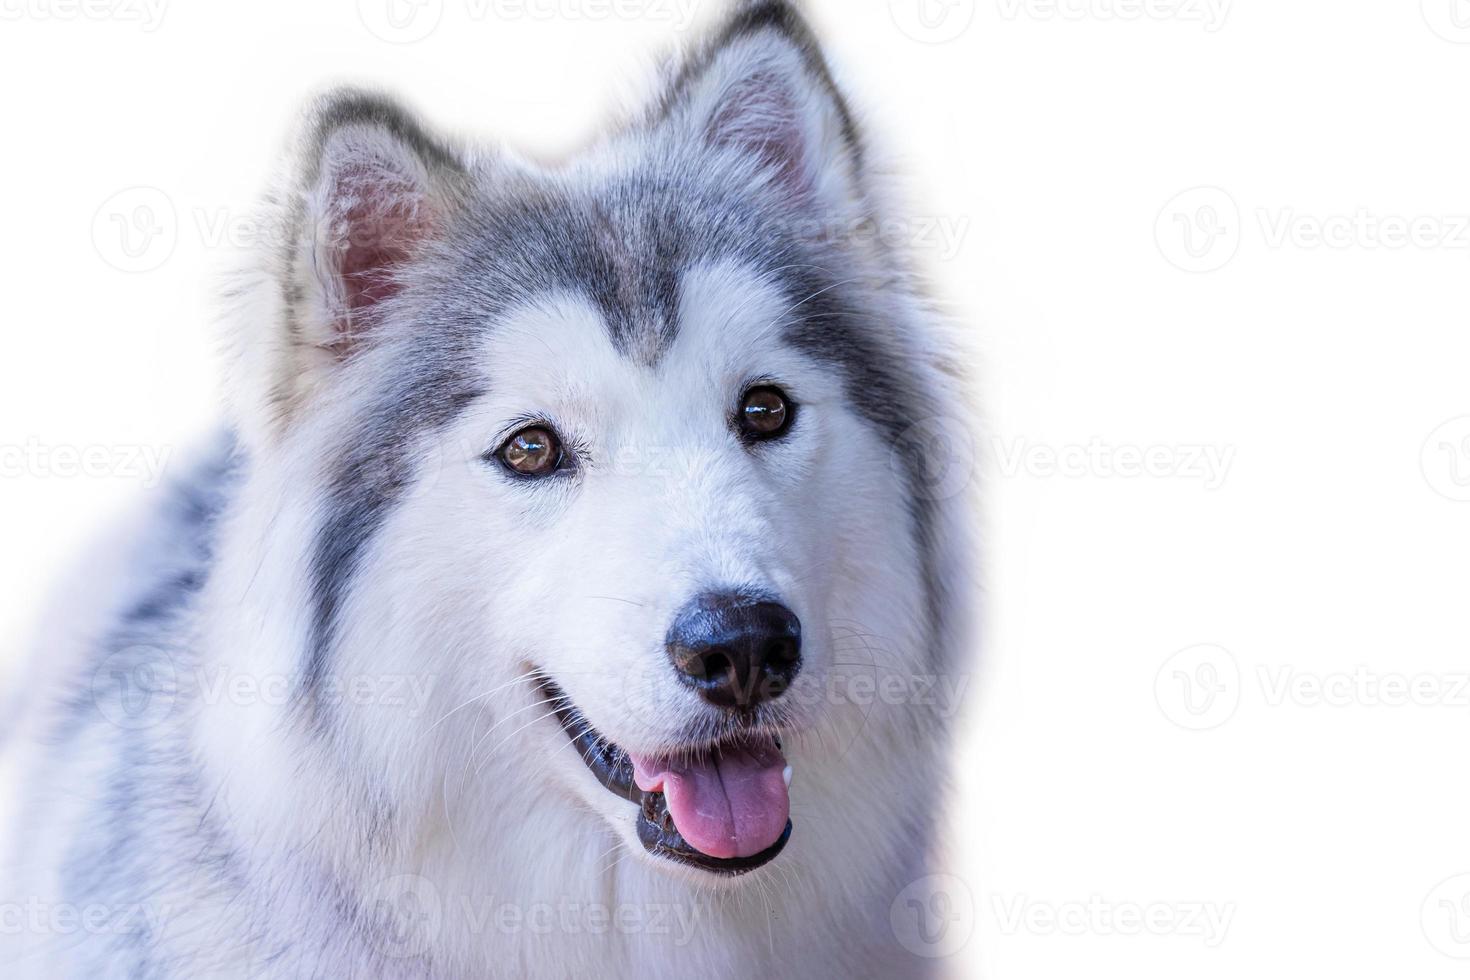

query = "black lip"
538;676;791;876
637;792;793;874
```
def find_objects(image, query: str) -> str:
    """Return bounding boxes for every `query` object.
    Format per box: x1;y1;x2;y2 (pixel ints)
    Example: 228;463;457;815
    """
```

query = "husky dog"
1;2;973;976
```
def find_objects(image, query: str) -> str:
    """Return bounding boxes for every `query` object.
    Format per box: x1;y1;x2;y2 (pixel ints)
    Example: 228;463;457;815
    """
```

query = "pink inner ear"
341;239;404;312
707;71;811;201
326;165;434;347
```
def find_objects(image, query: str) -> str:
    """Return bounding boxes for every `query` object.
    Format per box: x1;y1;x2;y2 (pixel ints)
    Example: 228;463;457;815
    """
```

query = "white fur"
1;5;973;977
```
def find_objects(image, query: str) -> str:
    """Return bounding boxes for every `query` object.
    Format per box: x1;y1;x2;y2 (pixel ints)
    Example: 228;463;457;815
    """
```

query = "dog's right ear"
230;90;466;444
649;1;867;223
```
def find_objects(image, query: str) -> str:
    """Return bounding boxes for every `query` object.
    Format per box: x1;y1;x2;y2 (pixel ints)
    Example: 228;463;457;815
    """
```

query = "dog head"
217;1;969;884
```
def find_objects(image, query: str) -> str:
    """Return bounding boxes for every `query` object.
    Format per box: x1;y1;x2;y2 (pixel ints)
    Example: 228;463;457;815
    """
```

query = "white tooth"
782;765;793;788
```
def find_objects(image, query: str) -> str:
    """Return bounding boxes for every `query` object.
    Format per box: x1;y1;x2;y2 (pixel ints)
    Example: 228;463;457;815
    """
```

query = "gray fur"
3;3;972;976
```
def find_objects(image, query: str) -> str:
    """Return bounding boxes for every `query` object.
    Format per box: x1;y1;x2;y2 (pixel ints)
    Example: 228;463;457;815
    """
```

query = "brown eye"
738;385;794;440
497;425;563;477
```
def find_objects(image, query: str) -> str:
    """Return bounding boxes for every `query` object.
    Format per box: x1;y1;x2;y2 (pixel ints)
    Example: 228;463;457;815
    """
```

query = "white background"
3;0;1470;976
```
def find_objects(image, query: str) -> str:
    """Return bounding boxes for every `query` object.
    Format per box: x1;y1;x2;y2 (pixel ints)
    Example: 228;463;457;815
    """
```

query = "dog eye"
496;425;564;478
738;385;794;440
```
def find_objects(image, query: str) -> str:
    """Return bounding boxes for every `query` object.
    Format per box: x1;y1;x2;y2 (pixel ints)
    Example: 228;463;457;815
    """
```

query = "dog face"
224;3;961;882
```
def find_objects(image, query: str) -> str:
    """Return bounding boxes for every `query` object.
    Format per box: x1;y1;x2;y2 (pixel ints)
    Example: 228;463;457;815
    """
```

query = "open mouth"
537;677;793;875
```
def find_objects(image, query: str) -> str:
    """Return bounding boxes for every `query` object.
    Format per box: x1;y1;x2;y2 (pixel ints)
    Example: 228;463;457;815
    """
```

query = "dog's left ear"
286;90;466;362
229;90;467;446
659;1;866;218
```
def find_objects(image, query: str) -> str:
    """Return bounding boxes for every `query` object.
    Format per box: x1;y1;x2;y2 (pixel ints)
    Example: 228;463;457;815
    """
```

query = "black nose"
666;593;801;710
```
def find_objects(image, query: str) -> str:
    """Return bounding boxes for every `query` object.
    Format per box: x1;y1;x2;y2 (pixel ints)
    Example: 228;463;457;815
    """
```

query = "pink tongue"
628;738;789;859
